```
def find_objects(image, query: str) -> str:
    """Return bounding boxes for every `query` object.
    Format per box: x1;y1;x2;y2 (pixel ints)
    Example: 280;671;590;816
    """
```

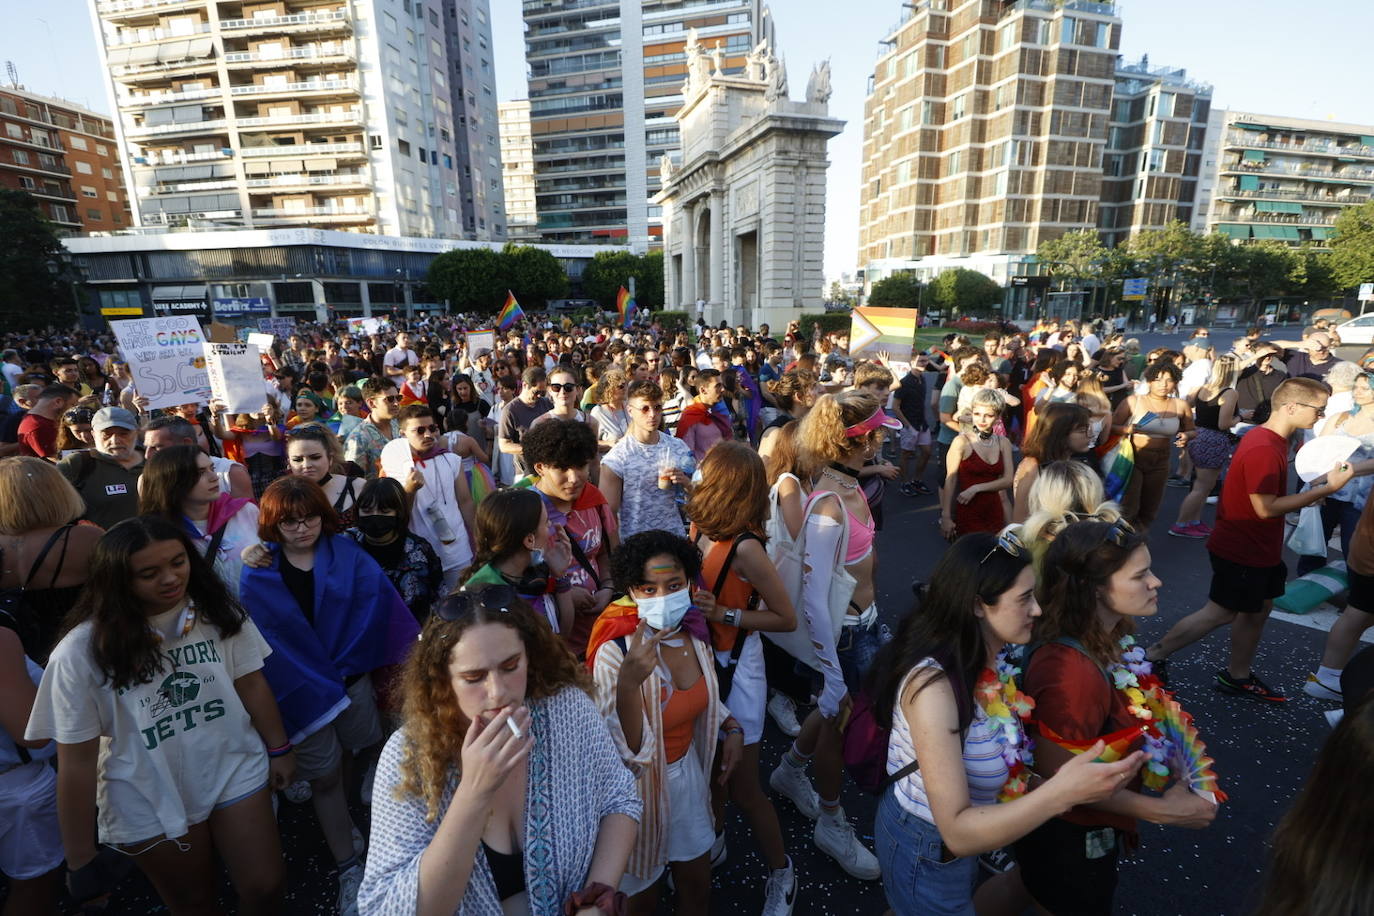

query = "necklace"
973;648;1035;802
820;468;859;490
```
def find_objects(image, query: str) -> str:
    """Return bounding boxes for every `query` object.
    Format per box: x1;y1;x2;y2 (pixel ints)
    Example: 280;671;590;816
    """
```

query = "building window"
107;190;118;201
87;208;103;220
12;149;28;165
96;144;108;156
962;32;976;60
948;150;962;176
75;161;93;174
1061;17;1077;45
102;167;113;179
18;176;34;189
1095;22;1111;48
81;186;98;197
69;136;88;151
922;101;936;125
370;134;382;150
4;123;21;139
398;139;411;155
951;93;967;120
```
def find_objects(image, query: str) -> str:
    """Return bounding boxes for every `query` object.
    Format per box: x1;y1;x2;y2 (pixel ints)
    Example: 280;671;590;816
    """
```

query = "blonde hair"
798;391;883;465
1021;460;1122;547
0;457;87;534
961;387;1005;433
1074;373;1111;419
590;368;628;406
852;362;894;390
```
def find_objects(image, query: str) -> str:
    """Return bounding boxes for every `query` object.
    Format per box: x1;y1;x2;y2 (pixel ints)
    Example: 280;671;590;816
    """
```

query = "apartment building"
498;99;538;241
857;0;1121;287
1099;57;1211;247
1203;110;1374;249
88;0;502;238
522;0;760;249
0;85;131;235
441;0;505;239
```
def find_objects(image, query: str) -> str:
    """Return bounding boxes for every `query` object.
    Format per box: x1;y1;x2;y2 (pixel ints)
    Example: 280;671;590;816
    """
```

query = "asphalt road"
5;327;1356;915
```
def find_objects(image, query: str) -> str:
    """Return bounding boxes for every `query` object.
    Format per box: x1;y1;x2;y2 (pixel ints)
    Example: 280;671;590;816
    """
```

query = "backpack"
0;524;75;663
842;689;919;795
762;487;855;672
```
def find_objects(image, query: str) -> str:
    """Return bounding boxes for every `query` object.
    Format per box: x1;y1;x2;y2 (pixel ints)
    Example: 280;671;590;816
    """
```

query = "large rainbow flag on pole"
616;285;636;329
497;290;524;331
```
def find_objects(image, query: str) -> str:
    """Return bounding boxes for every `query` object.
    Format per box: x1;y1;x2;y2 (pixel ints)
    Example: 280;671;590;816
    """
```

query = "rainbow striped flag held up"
616;285;637;329
497;290;524;331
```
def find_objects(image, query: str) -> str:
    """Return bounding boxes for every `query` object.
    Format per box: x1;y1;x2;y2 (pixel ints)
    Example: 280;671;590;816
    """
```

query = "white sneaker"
769;761;819;820
1303;673;1342;702
351;824;366;857
336;862;364;916
282;779;312;804
814;808;881;880
767;691;802;737
762;857;797;916
710;831;727;869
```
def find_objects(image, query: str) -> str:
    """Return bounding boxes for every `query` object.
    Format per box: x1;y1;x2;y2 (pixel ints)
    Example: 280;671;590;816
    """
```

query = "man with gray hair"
59;406;144;529
143;415;253;499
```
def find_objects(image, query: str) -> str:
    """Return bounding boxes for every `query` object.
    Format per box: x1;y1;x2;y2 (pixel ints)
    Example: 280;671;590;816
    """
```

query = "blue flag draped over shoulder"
241;534;420;743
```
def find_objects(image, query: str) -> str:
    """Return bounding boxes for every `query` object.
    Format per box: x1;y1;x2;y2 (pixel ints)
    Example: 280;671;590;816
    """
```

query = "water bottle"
424;502;457;545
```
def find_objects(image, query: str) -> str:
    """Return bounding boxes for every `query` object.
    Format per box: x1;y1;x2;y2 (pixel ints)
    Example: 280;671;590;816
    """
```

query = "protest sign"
247;332;276;352
109;317;211;410
204;343;267;414
849;307;917;362
257;317;296;338
466;329;495;354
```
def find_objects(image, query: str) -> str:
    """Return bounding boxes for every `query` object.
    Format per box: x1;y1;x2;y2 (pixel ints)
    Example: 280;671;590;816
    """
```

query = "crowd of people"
1;309;1373;916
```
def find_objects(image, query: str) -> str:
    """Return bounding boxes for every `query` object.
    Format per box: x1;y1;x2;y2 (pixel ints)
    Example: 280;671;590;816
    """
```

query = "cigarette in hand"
506;717;524;740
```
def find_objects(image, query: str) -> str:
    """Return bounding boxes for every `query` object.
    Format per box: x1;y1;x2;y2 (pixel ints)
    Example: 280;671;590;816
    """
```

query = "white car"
1336;313;1374;345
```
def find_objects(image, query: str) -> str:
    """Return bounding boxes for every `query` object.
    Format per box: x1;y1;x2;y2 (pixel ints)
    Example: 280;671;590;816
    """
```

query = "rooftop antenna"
4;61;18;89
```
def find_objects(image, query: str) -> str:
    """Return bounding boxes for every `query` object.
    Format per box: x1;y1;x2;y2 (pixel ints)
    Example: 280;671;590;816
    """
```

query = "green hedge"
800;313;852;335
654;310;690;329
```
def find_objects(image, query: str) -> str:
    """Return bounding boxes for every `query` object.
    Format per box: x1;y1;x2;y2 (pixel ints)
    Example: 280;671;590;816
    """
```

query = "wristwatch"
723;607;741;628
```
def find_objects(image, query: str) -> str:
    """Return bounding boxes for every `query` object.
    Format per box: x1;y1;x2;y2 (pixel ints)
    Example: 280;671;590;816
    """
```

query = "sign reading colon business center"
110;316;213;410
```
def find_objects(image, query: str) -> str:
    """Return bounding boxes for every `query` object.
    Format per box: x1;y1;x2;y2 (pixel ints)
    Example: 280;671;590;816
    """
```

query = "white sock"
1316;666;1343;690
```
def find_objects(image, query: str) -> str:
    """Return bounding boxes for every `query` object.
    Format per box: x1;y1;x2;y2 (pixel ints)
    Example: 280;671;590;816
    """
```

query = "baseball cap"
93;407;138;432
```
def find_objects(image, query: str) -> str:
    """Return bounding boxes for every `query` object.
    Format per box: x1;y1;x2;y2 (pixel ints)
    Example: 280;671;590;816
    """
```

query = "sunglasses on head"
980;526;1027;565
435;584;516;622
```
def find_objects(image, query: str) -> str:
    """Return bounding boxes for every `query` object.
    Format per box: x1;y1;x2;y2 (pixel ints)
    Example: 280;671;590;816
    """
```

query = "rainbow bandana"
844;407;902;438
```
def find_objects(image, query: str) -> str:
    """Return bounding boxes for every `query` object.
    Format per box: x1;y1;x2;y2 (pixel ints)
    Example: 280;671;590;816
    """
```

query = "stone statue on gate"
807;59;832;106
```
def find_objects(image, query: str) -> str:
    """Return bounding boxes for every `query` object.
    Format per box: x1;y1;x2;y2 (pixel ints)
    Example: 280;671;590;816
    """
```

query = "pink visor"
845;408;902;437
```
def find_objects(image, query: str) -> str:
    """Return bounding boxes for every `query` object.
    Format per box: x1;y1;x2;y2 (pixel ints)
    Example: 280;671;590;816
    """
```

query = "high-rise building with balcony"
1098;57;1212;247
522;0;761;249
89;0;503;238
0;85;131;236
441;0;505;239
498;100;538;241
857;0;1121;289
1202;110;1374;250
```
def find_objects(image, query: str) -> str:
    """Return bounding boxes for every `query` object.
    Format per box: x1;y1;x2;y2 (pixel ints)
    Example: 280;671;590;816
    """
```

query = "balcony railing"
1217;187;1370;207
219;9;350;31
1219;212;1338;226
1224;161;1374;183
223;46;354;65
230;78;357;97
234;110;361;128
108;22;211;47
239;142;366;157
246;172;368;188
132;148;232;165
251;205;374;220
97;0;206;15
119;86;220;107
9;160;72;177
149;178;239;194
125;118;227;137
1226;132;1374;160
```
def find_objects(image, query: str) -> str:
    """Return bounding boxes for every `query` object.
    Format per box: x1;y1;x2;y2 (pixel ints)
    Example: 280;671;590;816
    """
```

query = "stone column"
709;189;725;321
359;281;373;318
681;199;696;309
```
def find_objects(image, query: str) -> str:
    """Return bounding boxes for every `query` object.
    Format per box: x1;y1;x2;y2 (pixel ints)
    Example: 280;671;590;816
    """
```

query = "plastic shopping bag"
1286;503;1328;557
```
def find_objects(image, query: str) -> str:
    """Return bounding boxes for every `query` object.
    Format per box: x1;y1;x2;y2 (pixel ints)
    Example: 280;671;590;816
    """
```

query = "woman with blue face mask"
462;488;576;635
586;530;741;916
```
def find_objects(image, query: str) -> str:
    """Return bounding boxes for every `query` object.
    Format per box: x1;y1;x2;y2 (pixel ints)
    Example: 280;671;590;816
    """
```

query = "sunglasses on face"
548;382;578;393
435;584;516;622
408;423;441;434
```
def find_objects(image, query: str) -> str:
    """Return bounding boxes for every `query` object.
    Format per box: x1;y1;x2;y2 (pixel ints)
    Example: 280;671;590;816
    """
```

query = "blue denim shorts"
836;618;892;694
875;789;976;915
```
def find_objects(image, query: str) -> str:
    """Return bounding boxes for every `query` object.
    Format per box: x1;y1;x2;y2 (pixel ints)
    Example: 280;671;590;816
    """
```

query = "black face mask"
357;515;401;539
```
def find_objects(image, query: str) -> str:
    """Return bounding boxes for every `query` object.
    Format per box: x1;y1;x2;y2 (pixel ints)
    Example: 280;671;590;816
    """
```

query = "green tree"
0;190;76;330
866;273;922;310
1124;221;1206;316
1327;199;1374;292
1288;246;1338;301
927;268;1002;316
579;250;663;312
502;243;568;308
1036;229;1108;286
1231;241;1296;319
827;280;854;307
426;247;510;313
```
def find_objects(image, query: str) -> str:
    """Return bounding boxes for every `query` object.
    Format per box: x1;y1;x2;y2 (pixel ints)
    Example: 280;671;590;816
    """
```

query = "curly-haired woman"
359;587;641;916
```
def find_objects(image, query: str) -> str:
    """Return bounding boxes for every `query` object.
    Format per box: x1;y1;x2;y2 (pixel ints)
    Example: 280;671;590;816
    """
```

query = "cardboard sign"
110;317;211;410
204;342;267;414
466;329;495;355
246;332;276;352
257;317;297;338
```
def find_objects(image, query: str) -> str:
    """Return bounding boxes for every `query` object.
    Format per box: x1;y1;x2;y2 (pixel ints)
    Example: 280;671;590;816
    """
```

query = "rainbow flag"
616;285;636;329
849;306;917;361
497;291;524;331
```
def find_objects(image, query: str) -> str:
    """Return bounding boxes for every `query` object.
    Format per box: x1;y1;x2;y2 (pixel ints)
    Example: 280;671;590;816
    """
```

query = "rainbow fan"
1153;693;1228;805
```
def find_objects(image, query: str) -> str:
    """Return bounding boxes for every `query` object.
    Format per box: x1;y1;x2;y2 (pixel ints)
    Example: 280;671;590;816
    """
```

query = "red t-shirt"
1207;426;1288;567
1024;643;1140;832
17;413;58;459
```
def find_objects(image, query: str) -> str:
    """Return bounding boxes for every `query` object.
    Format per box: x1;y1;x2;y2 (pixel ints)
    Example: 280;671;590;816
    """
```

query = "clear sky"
11;0;1373;279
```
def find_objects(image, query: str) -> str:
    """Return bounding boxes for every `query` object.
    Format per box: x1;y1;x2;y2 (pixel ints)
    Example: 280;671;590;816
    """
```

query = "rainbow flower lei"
1104;635;1227;803
974;648;1036;802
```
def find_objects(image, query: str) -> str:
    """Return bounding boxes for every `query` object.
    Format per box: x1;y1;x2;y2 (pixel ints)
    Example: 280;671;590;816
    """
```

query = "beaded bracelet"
266;742;294;758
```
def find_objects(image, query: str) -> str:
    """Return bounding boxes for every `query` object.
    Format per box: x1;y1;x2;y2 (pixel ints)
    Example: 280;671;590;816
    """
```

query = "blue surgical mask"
636;589;692;632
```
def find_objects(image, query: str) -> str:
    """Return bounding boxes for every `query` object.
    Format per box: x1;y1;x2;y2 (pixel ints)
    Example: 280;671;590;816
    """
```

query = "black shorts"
1014;818;1120;915
934;439;953;480
1208;552;1287;615
1347;567;1374;613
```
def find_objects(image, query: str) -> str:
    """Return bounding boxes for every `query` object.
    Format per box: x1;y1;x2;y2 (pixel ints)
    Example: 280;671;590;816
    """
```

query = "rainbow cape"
616;285;636;329
497;291;524;331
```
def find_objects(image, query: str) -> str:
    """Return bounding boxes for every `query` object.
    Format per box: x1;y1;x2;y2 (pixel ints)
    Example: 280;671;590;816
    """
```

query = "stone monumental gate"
655;32;843;330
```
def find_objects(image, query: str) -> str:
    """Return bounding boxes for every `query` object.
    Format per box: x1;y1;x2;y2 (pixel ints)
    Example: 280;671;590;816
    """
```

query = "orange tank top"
700;534;760;653
660;675;707;764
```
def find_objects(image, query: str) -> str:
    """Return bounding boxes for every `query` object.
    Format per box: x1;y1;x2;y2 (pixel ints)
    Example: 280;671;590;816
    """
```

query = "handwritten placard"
110;317;211;409
204;342;267;414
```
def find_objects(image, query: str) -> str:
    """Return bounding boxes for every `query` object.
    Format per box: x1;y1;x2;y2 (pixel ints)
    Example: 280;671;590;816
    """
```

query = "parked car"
546;298;599;314
1336;312;1374;345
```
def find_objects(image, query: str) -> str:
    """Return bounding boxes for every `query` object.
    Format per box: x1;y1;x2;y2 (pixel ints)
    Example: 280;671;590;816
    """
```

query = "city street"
7;327;1361;915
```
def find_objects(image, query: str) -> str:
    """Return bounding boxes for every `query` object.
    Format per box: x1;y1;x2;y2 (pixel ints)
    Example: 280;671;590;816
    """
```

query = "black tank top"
481;841;525;901
1194;390;1228;431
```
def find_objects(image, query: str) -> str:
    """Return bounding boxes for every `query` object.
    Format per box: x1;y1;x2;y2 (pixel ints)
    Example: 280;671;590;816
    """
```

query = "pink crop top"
846;503;875;564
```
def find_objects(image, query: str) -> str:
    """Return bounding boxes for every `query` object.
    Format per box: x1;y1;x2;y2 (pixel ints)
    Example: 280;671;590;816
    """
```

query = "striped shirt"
887;659;1008;823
